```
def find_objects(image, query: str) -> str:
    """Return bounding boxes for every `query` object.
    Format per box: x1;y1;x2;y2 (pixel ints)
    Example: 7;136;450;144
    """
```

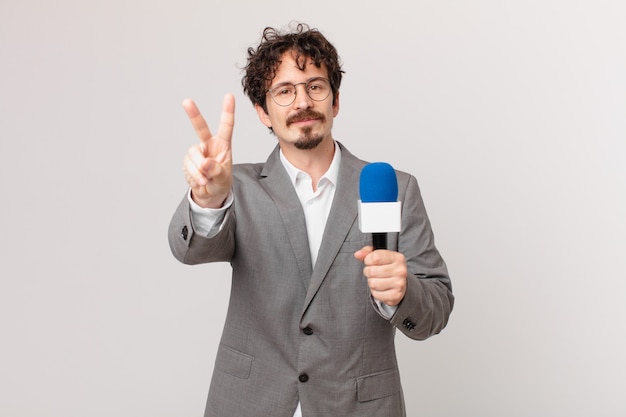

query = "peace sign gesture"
182;94;235;208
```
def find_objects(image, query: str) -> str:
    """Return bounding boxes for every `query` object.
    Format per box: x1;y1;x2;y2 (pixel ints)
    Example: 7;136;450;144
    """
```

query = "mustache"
286;109;325;126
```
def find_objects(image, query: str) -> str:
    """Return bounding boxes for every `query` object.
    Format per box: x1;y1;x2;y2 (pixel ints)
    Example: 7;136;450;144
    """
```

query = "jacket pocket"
356;368;401;402
214;344;254;379
338;237;373;253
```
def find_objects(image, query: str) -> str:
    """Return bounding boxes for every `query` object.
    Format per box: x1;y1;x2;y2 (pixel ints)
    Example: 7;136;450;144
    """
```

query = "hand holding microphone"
354;162;407;306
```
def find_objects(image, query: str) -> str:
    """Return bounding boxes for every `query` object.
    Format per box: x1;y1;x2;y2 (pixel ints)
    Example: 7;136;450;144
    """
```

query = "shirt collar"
279;141;342;188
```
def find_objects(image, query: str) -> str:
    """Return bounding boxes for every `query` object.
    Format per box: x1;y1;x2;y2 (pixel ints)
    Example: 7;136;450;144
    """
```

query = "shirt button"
303;326;313;335
299;373;309;383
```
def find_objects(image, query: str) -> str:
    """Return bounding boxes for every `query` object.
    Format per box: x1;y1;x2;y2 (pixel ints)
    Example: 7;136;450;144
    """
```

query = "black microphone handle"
372;233;387;250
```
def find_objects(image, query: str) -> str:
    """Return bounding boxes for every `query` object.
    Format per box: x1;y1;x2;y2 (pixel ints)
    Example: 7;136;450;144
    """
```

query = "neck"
281;138;335;186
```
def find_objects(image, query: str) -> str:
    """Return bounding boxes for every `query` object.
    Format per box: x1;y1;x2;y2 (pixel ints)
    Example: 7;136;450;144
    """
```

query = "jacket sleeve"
389;174;454;340
168;193;236;265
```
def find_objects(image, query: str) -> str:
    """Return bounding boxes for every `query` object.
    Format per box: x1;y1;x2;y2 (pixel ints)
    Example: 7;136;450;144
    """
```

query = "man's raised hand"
182;94;235;208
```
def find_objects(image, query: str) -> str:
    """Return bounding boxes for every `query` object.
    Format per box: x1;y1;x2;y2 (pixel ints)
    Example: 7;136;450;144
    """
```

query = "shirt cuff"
187;190;233;237
375;299;398;320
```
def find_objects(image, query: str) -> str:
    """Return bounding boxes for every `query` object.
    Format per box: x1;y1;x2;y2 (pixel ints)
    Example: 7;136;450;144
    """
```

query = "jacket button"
402;318;416;331
298;373;309;383
181;225;188;241
303;326;313;335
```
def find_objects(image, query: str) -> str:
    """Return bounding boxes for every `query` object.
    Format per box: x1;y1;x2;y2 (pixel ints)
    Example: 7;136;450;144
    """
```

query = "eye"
307;79;329;92
273;85;295;96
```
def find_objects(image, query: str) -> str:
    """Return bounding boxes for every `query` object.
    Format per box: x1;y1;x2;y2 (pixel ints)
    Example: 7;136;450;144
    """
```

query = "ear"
255;104;272;128
332;91;340;117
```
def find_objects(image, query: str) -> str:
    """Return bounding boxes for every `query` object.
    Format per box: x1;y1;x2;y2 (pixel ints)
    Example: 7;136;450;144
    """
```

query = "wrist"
191;191;228;209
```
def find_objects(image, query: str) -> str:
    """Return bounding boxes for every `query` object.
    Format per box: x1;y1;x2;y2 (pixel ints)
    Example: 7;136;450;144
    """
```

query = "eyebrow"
270;76;327;88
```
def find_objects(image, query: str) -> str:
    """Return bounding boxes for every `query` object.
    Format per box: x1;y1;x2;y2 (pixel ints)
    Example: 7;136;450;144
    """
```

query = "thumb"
354;246;374;261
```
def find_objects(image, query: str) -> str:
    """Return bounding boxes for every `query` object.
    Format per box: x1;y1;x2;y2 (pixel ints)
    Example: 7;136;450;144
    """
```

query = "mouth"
291;118;318;127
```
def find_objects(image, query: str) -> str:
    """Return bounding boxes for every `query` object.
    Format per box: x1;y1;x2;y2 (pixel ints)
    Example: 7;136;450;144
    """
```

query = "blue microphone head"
359;162;398;202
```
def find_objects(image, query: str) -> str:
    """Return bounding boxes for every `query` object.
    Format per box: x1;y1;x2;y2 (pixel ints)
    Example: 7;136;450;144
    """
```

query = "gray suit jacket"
168;142;453;417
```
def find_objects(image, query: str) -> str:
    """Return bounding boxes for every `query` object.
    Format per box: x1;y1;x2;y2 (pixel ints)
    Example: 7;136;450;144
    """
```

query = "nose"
292;83;313;109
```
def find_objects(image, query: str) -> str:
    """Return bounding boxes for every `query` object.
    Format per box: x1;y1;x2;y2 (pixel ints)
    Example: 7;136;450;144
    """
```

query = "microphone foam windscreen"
359;162;398;203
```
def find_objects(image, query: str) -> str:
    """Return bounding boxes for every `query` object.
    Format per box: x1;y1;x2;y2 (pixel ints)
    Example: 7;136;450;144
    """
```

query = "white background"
1;1;625;416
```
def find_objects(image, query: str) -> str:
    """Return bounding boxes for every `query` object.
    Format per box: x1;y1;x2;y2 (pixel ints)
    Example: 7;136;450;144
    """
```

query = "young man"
169;23;453;417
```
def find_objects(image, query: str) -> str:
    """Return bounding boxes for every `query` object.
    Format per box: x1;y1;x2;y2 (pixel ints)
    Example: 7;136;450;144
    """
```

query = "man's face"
256;51;339;150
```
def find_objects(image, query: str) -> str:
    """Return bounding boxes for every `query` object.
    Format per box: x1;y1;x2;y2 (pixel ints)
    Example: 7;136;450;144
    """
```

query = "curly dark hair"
242;23;344;113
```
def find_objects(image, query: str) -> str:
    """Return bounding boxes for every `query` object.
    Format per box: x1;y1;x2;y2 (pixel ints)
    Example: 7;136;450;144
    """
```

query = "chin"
294;135;324;150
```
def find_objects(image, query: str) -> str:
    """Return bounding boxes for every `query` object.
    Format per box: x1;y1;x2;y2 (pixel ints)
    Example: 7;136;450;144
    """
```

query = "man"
168;23;453;417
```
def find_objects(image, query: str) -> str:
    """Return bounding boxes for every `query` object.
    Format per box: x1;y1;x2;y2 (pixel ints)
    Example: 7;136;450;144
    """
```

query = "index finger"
363;249;398;266
182;98;213;143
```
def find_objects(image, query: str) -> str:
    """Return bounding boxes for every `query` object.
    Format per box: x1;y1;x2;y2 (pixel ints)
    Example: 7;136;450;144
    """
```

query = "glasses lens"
270;84;297;106
306;78;331;102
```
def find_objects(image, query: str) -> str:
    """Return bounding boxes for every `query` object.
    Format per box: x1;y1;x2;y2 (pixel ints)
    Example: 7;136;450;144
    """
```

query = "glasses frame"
266;77;332;107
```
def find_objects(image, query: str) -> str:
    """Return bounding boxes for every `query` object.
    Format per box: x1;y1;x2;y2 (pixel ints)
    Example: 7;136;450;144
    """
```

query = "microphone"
358;162;402;250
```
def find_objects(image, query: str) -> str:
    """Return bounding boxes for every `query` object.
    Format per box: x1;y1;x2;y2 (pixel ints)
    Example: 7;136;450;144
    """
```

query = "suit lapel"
302;143;364;313
259;146;314;288
258;143;366;312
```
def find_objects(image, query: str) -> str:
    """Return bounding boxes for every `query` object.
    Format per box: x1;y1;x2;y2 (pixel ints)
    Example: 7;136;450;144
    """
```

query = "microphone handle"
372;233;387;250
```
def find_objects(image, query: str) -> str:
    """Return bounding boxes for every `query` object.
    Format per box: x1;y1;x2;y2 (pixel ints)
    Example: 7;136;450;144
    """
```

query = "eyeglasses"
267;77;332;106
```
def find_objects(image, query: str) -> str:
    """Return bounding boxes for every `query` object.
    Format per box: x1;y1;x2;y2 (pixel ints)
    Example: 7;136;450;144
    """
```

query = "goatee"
294;127;324;150
287;109;326;150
